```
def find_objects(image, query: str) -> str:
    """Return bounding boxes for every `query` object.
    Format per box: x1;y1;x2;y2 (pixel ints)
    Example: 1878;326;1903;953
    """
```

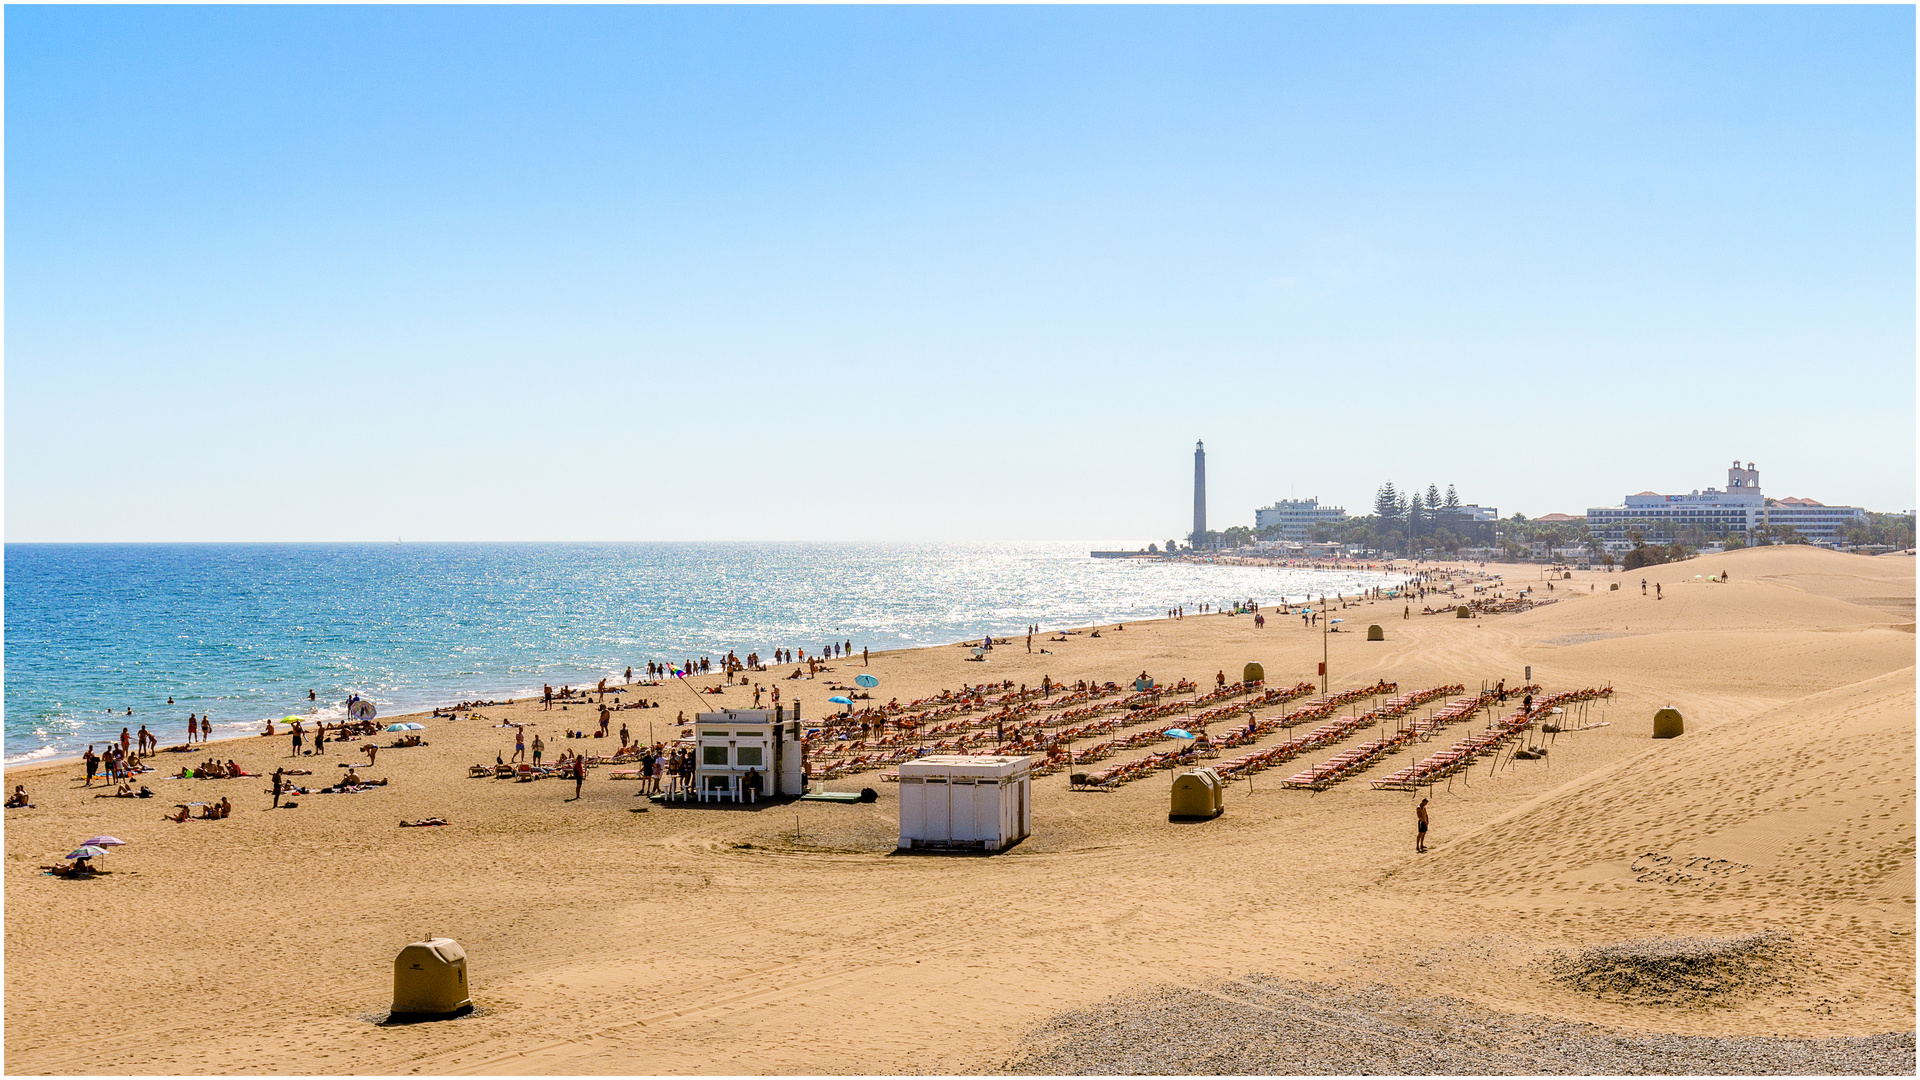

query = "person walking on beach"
187;714;198;745
314;722;327;757
512;726;526;762
862;646;869;666
542;684;553;711
569;755;586;801
619;722;630;749
83;746;99;787
271;767;286;809
1416;798;1430;853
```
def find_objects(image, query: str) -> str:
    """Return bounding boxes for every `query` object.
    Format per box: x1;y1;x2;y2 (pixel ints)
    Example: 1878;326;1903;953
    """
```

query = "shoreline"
5;562;1419;770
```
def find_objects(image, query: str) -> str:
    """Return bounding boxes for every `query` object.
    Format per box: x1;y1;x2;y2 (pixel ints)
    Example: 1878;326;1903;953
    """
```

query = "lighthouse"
1193;440;1207;547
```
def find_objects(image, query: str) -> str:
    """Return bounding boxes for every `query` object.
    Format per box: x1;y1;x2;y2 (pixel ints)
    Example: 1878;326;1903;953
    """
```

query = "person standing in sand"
290;721;304;757
1416;799;1430;853
83;746;99;787
569;755;586;801
531;735;544;766
512;725;526;762
271;767;286;809
187;714;198;745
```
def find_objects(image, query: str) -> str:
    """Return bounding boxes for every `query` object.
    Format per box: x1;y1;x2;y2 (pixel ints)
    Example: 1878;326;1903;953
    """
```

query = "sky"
6;5;1914;543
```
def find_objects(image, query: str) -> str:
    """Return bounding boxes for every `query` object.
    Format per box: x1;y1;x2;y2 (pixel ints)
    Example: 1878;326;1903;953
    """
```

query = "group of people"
162;796;232;821
170;757;253;780
83;743;150;787
626;642;868;688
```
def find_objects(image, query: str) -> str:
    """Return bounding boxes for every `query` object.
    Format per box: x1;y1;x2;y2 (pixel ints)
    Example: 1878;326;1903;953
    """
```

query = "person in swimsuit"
1416;799;1430;853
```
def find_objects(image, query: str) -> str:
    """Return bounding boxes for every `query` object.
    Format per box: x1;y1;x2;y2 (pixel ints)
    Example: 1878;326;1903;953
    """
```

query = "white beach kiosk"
897;754;1032;852
692;708;807;803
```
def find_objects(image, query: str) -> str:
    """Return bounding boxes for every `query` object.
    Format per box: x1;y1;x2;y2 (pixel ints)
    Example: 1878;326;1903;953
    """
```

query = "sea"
3;542;1400;764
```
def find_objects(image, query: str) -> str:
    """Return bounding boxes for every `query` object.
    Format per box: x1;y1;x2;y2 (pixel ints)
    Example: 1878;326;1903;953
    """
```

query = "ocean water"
3;542;1397;764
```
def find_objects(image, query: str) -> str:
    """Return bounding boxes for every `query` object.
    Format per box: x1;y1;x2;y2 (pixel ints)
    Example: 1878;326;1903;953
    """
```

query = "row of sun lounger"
1068;682;1321;786
1079;681;1404;789
1021;680;1306;778
813;679;1278;778
1203;681;1409;784
1368;686;1613;790
1280;685;1496;790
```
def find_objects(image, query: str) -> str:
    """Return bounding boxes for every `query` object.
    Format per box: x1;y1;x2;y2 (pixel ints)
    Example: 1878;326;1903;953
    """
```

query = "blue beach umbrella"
827;696;854;705
854;674;880;689
1164;729;1195;740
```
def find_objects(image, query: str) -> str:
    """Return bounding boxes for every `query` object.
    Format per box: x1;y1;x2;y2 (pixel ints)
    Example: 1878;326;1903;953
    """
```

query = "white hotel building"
1587;461;1866;547
1253;498;1349;541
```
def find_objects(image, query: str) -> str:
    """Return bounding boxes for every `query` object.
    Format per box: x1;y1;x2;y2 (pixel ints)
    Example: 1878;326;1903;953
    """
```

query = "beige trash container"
1366;624;1384;641
391;938;472;1019
1169;769;1224;820
1455;605;1472;619
1652;707;1685;739
1242;662;1264;684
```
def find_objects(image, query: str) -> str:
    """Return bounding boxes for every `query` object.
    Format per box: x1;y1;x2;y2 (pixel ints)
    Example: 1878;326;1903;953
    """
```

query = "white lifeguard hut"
692;707;807;803
897;755;1031;852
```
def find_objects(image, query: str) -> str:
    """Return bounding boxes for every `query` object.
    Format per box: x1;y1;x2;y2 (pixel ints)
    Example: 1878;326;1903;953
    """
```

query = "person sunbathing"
399;817;449;827
6;785;32;808
161;805;192;822
94;781;136;799
216;797;232;818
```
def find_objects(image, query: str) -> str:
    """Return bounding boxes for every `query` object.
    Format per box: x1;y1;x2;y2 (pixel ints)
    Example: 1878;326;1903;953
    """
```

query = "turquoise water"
4;542;1396;763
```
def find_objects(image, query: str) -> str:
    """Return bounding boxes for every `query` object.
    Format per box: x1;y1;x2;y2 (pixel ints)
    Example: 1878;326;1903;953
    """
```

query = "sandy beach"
4;544;1913;1074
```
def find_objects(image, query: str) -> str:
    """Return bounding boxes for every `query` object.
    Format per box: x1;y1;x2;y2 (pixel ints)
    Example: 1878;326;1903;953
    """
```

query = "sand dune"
4;546;1911;1073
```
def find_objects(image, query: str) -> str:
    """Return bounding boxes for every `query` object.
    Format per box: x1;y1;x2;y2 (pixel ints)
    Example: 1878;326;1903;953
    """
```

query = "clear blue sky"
7;5;1913;542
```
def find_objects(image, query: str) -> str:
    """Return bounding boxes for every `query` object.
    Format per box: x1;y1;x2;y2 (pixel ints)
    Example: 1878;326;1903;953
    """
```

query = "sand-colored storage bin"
1366;624;1384;641
1456;605;1472;618
1242;662;1265;684
1652;707;1685;739
1170;768;1224;820
391;938;472;1018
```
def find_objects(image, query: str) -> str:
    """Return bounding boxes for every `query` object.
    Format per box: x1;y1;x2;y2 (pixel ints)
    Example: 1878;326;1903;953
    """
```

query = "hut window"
736;746;763;766
702;746;729;766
